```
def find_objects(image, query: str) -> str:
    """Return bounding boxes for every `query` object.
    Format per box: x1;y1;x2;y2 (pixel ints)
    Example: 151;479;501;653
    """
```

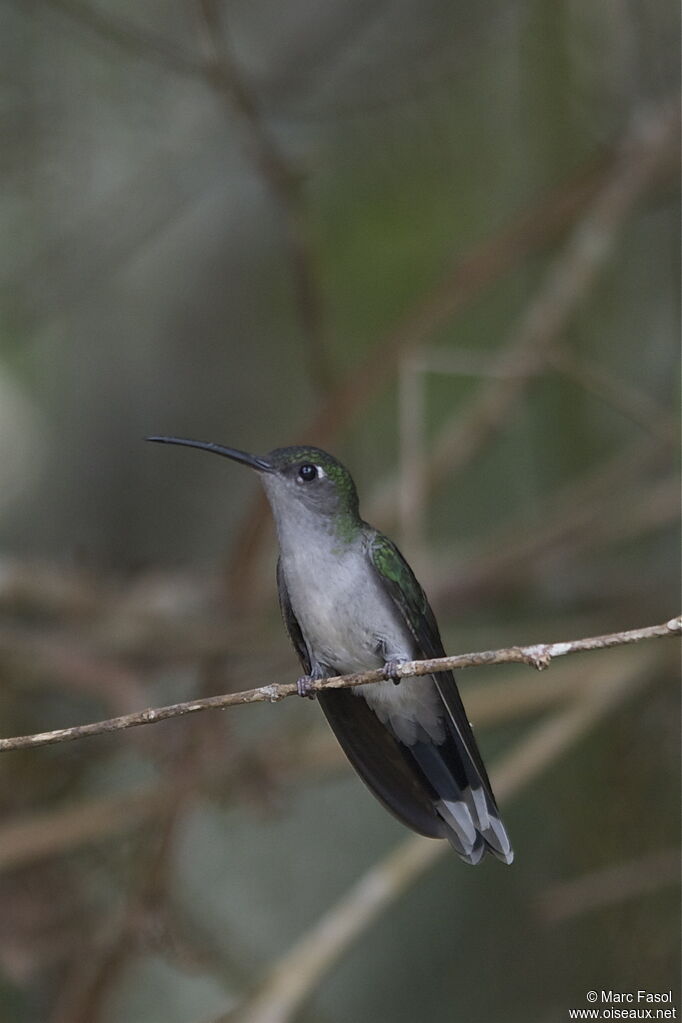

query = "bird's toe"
382;659;404;685
296;675;318;699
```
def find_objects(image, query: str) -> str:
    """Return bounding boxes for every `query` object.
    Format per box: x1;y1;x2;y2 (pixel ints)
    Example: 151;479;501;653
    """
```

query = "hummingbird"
148;436;513;865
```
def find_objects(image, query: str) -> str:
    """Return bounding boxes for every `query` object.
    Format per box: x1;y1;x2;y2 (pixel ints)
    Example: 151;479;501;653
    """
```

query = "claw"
382;659;403;685
296;675;318;699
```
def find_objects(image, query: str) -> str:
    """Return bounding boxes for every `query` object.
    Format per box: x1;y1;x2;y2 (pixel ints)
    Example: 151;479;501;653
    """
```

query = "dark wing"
276;556;311;674
317;687;448;838
367;531;496;800
276;557;446;839
367;531;513;863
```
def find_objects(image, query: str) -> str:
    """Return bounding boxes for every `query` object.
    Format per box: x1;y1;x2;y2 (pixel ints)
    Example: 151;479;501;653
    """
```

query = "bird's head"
146;437;360;526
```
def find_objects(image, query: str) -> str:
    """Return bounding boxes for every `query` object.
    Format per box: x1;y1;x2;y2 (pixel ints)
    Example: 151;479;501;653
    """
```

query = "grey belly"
294;571;411;673
286;555;445;746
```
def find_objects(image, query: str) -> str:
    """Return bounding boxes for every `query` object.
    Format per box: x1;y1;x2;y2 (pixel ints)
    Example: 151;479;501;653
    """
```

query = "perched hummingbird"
148;436;513;865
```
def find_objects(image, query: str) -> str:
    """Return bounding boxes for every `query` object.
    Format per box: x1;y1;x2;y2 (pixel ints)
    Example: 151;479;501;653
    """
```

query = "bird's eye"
298;463;317;482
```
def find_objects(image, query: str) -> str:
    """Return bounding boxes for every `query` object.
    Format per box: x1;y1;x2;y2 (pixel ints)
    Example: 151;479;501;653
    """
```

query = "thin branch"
218;645;662;1023
0;618;678;753
0;655;597;875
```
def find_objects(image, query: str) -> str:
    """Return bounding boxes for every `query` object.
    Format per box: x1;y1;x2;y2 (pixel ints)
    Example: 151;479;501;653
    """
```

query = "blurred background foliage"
0;1;679;1021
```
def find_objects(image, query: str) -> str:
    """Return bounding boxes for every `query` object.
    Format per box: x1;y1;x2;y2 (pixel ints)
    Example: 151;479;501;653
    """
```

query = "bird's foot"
296;675;318;699
382;659;404;685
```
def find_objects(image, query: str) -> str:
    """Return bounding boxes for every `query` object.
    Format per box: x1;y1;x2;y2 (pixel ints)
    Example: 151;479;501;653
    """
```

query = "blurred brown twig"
227;96;678;604
538;847;681;924
196;0;333;394
41;0;202;76
48;713;218;1023
368;99;680;527
433;430;678;607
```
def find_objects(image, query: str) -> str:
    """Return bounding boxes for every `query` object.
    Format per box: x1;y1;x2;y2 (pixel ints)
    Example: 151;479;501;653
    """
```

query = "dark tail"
410;730;513;865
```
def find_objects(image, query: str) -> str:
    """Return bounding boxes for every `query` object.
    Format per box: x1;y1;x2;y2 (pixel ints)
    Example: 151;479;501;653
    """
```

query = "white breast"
279;527;445;745
283;533;406;673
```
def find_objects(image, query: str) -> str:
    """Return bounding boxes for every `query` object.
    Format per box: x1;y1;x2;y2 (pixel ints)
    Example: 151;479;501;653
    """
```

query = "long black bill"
146;436;273;472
